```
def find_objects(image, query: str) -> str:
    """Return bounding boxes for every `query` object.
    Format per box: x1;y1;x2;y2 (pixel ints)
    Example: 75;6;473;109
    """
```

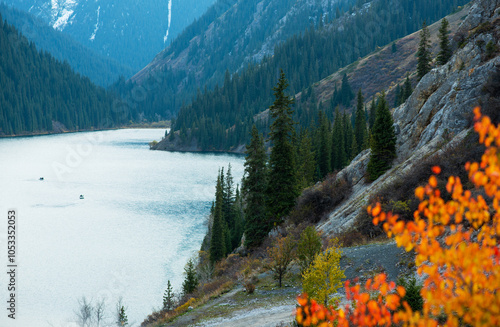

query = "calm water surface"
0;129;244;326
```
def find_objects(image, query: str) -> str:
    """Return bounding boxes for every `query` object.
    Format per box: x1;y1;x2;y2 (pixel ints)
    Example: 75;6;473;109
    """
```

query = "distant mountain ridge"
151;0;468;152
0;3;132;86
4;0;217;71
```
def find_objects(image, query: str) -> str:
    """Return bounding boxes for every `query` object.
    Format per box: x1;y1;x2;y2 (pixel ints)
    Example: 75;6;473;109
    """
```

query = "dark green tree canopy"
437;18;452;65
367;92;397;181
266;70;299;227
417;21;432;80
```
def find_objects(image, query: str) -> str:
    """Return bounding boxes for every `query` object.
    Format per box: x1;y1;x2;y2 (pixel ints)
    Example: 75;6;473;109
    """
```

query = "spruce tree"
437;18;452;65
210;173;226;262
317;111;331;178
402;73;413;102
163;280;174;311
354;90;368;154
182;258;199;295
394;84;402;107
297;129;316;189
331;107;346;170
343;112;354;161
266;70;298;227
417;21;432;80
367;92;397;181
369;97;376;130
242;125;268;248
340;74;354;107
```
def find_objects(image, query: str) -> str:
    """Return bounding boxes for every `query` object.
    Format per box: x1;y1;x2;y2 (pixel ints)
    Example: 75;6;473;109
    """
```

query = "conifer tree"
367;92;397;181
210;173;226;262
394;84;402;107
182;258;199;295
243;125;268;248
343;112;354;161
340;74;354;107
331;107;346;170
417;21;432;80
297;129;316;189
369;97;376;130
437;18;452;65
232;185;244;248
317;111;331;179
163;280;174;311
354;90;368;154
266;70;298;227
403;73;413;101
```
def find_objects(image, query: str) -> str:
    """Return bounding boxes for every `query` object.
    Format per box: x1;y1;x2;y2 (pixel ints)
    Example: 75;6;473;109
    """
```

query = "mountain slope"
318;0;500;237
297;4;469;110
0;14;125;136
5;0;216;71
152;0;468;151
0;3;132;86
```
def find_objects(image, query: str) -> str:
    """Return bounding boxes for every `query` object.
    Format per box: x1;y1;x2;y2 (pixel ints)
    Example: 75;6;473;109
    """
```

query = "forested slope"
0;3;133;86
0;15;125;136
155;0;468;152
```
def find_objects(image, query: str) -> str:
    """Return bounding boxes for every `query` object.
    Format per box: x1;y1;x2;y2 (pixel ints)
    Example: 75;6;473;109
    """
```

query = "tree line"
167;0;467;151
0;14;126;136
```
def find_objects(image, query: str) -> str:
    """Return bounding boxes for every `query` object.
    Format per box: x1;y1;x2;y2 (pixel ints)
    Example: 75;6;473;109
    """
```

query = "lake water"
0;129;245;326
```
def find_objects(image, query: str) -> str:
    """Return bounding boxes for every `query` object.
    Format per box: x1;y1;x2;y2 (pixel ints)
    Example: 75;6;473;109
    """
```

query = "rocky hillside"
298;4;471;108
318;0;500;237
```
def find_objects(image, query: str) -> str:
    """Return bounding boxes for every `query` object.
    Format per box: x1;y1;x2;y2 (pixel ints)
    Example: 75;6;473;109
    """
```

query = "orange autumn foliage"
296;108;500;327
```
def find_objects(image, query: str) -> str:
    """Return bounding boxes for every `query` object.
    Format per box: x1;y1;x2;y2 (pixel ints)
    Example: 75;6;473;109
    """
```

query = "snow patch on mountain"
51;0;78;31
89;5;100;41
163;0;172;43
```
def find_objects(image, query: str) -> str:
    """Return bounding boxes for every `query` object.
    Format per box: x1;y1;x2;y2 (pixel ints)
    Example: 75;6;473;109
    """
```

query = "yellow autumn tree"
267;234;296;288
296;107;500;326
302;240;345;306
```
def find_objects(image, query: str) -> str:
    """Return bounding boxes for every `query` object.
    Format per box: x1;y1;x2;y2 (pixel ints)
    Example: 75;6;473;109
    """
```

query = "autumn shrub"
290;174;352;224
302;240;345;306
266;234;296;288
245;282;256;294
296;107;500;326
354;130;484;240
297;226;323;274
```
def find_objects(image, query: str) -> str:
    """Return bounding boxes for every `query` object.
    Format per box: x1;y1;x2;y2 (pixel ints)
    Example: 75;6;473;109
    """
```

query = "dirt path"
164;241;409;327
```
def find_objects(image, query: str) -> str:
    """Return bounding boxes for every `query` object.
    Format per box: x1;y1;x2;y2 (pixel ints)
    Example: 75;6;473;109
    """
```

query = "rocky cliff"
318;0;500;236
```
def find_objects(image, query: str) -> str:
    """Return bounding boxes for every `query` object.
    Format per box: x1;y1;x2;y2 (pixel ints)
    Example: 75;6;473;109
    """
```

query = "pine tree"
297;129;316;189
437;18;452;65
163;280;174;311
182;258;199;295
232;185;244;248
367;92;397;181
394;84;402;107
369;97;376;130
340;74;354;107
317;111;331;179
417;21;432;80
266;70;298;227
354;90;368;154
331;107;346;170
402;73;413;103
343;112;354;161
117;305;128;326
210;173;226;262
243;125;268;248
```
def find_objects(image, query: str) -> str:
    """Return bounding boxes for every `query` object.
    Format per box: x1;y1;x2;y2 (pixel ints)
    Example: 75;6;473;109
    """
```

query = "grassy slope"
297;4;470;108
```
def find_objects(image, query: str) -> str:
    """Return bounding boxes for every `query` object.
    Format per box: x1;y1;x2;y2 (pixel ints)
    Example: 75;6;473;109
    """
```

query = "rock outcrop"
319;0;500;236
